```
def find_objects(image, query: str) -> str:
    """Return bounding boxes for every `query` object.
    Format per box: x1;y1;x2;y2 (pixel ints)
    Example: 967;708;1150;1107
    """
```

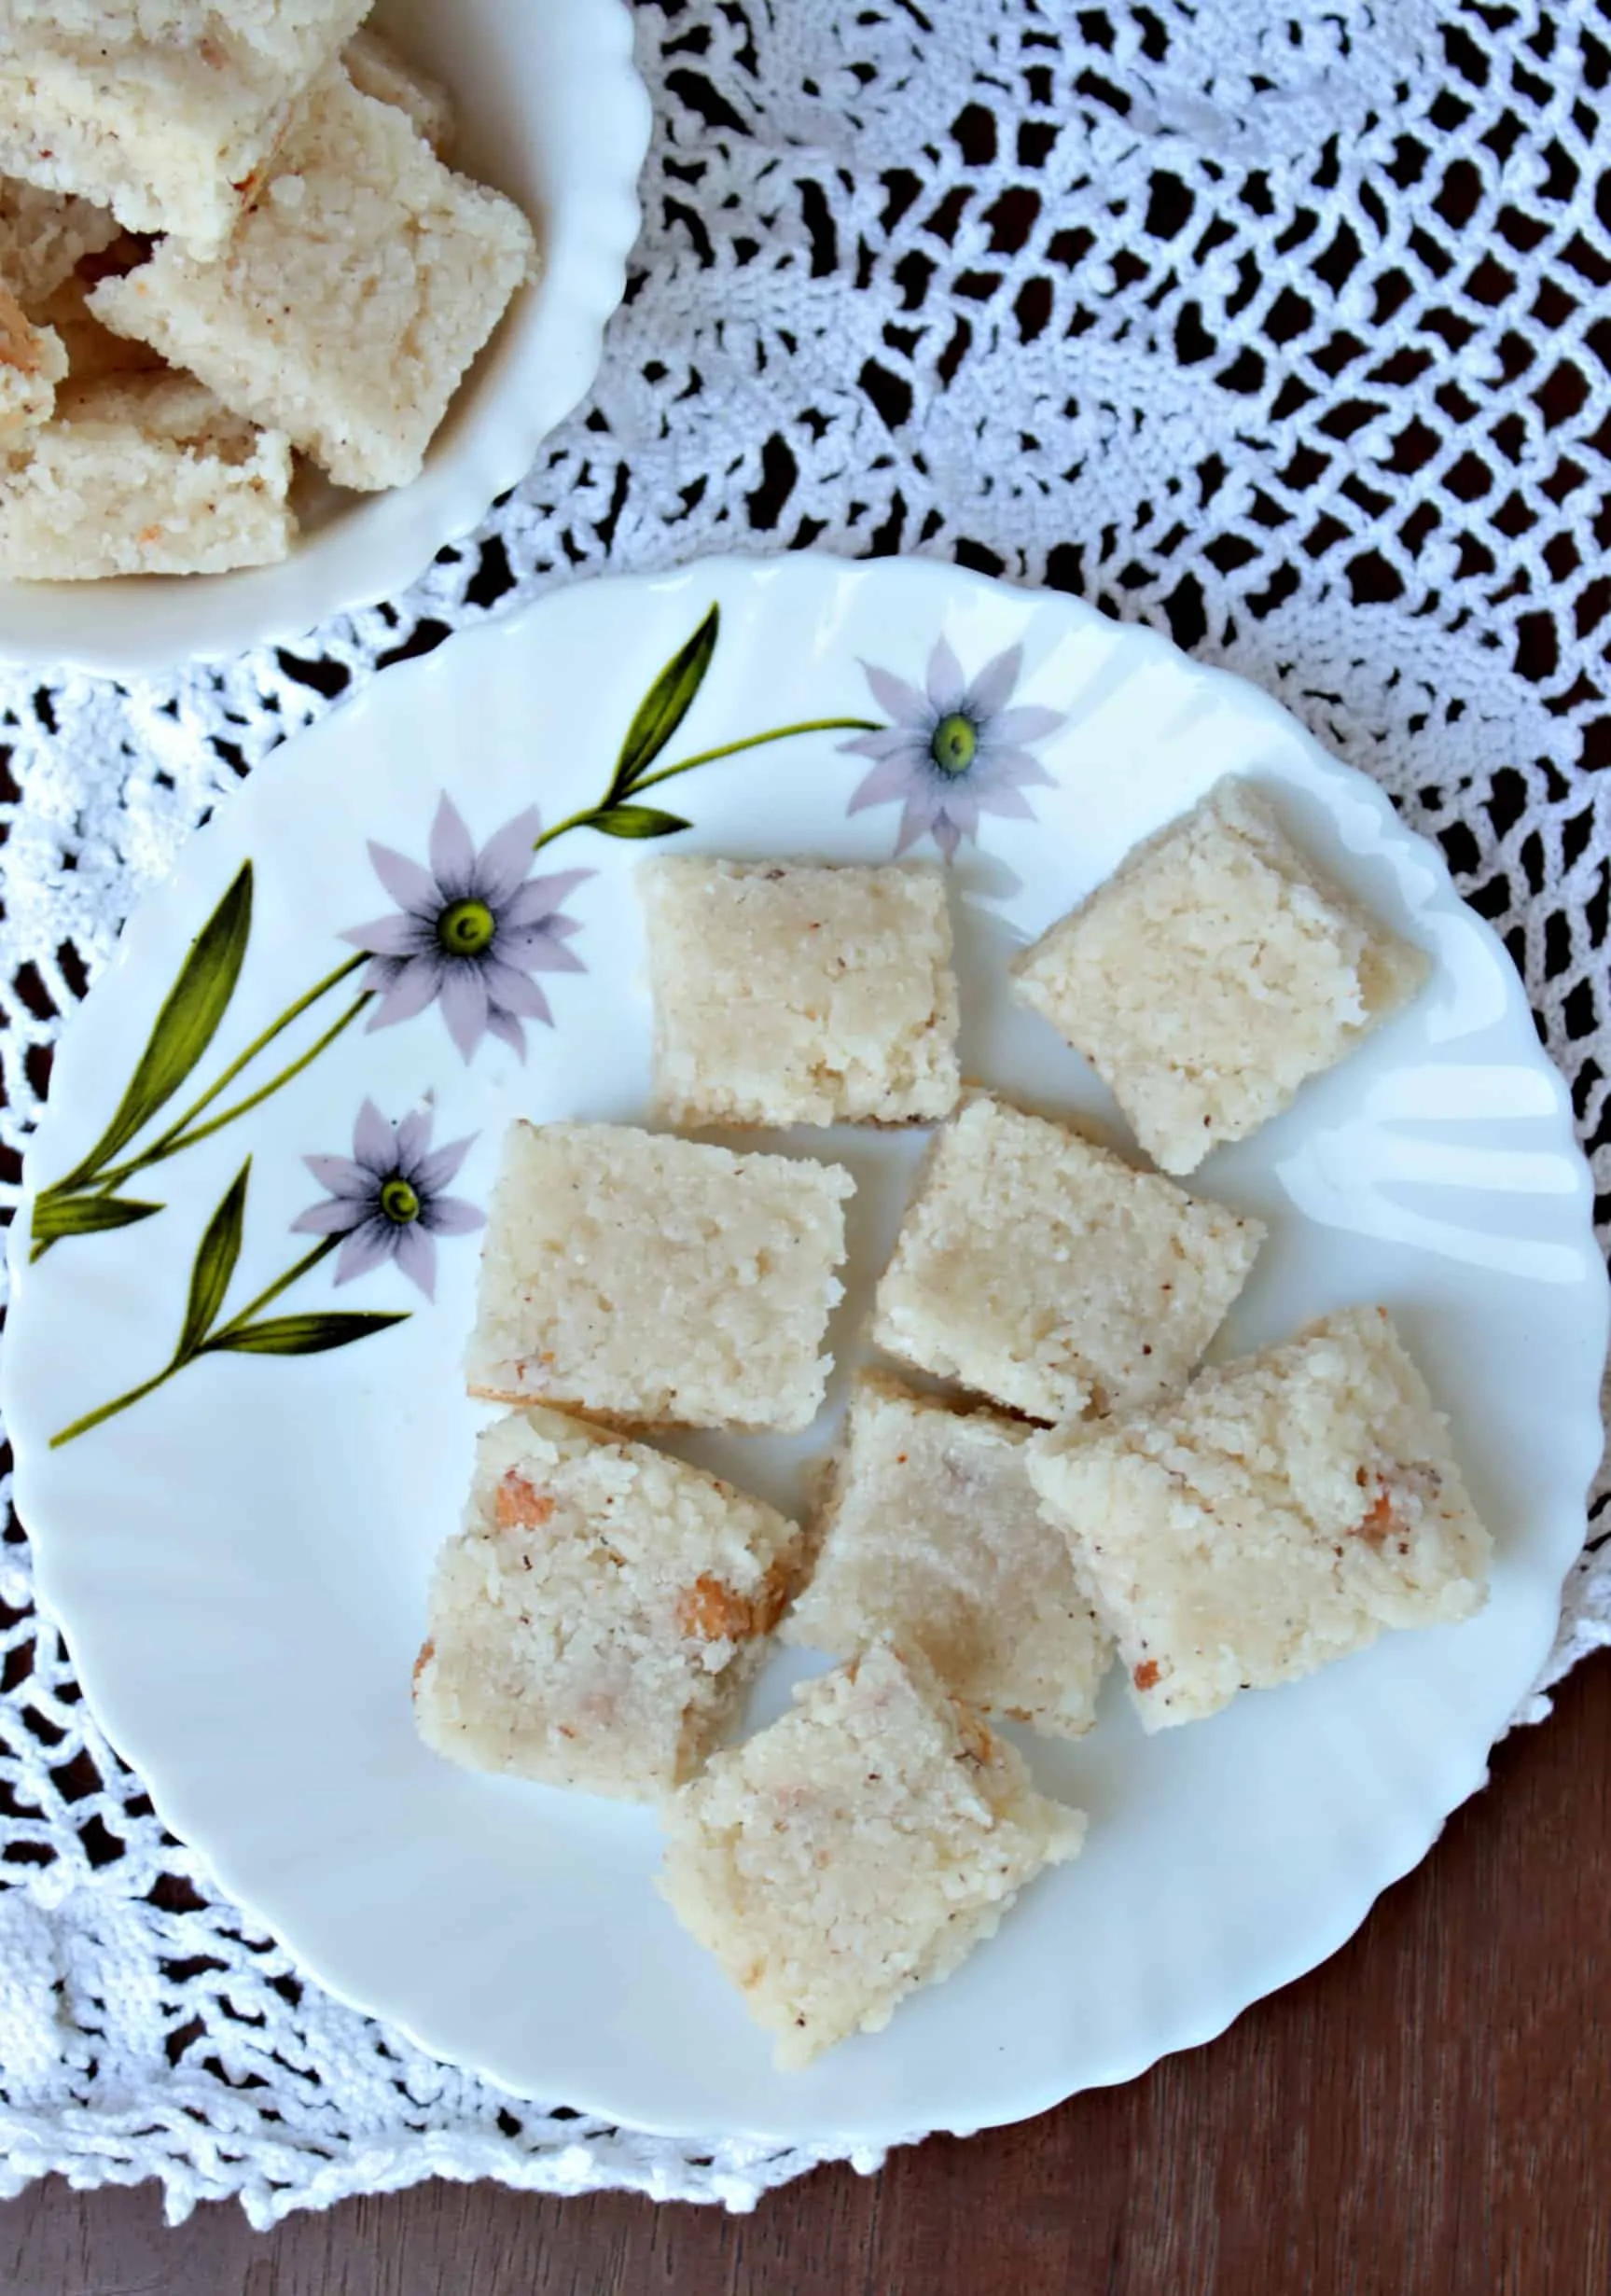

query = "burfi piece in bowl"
659;1641;1085;2067
784;1372;1111;1736
0;372;295;577
639;856;961;1127
0;7;368;257
1028;1305;1493;1732
870;1095;1264;1425
466;1121;854;1433
1010;778;1429;1176
413;1407;810;1801
90;65;535;492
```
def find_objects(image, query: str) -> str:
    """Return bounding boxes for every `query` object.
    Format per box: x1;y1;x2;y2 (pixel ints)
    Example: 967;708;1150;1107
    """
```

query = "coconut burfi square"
0;12;368;257
1011;778;1429;1176
0;285;65;439
0;371;295;577
90;67;535;491
870;1095;1264;1425
784;1374;1111;1736
639;856;962;1127
660;1641;1084;2066
1028;1306;1493;1732
413;1408;809;1801
467;1121;854;1432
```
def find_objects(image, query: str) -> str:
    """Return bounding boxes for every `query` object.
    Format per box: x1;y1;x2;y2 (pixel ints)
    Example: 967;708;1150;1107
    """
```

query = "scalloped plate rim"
5;550;1605;2145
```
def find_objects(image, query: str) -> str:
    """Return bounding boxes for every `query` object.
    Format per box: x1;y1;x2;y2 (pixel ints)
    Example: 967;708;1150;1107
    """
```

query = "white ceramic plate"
0;0;650;675
5;555;1605;2145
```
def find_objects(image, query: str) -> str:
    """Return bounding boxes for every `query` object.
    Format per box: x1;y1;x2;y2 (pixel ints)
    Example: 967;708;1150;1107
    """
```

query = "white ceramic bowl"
0;0;650;676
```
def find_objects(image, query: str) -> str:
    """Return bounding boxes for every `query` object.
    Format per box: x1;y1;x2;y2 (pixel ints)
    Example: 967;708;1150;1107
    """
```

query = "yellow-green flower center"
930;711;979;778
437;897;496;957
380;1176;421;1226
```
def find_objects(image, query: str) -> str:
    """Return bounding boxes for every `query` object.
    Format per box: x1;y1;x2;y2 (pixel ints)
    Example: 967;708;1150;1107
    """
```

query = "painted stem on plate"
531;717;881;852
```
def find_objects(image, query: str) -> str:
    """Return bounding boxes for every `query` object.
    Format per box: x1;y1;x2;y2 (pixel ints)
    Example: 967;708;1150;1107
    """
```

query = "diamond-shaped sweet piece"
0;8;369;257
870;1094;1264;1425
1027;1305;1493;1732
90;67;534;489
659;1641;1085;2066
1010;778;1429;1176
467;1121;854;1433
638;856;962;1127
784;1373;1111;1735
413;1407;810;1801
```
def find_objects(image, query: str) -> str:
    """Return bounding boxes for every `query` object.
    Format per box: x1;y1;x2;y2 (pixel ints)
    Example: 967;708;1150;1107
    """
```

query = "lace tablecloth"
0;0;1606;2226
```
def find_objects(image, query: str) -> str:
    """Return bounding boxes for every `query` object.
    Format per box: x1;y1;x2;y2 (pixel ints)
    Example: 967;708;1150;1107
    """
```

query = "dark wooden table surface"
3;1650;1606;2296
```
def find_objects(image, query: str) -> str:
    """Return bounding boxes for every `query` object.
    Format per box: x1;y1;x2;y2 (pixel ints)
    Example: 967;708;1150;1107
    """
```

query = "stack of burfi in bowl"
412;785;1494;2067
0;3;533;576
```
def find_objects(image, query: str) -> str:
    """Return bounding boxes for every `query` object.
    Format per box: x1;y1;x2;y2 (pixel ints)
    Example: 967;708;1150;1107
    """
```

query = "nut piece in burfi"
413;1408;809;1800
0;8;369;257
871;1094;1263;1425
639;856;962;1127
0;371;295;578
0;283;66;440
467;1120;854;1433
784;1373;1111;1735
90;67;535;492
1028;1305;1493;1731
659;1641;1085;2066
1010;778;1429;1176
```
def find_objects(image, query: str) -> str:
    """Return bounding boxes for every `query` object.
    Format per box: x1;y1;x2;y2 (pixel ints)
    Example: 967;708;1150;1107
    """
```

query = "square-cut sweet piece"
0;177;119;307
90;68;535;491
1010;778;1429;1176
660;1641;1084;2066
0;285;65;439
0;372;295;577
1027;1305;1493;1732
413;1408;809;1800
784;1373;1111;1735
639;856;962;1127
0;10;368;257
870;1095;1264;1425
341;27;456;160
467;1121;854;1433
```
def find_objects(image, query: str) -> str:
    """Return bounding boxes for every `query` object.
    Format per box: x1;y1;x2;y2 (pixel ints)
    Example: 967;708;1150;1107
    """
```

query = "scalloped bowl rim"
0;0;651;676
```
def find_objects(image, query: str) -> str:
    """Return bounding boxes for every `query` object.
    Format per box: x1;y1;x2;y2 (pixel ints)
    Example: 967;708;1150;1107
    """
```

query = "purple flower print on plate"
295;1100;482;1301
344;795;592;1061
840;638;1065;860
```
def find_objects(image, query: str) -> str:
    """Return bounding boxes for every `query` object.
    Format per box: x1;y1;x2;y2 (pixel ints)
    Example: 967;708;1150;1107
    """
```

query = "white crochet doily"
0;0;1606;2229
